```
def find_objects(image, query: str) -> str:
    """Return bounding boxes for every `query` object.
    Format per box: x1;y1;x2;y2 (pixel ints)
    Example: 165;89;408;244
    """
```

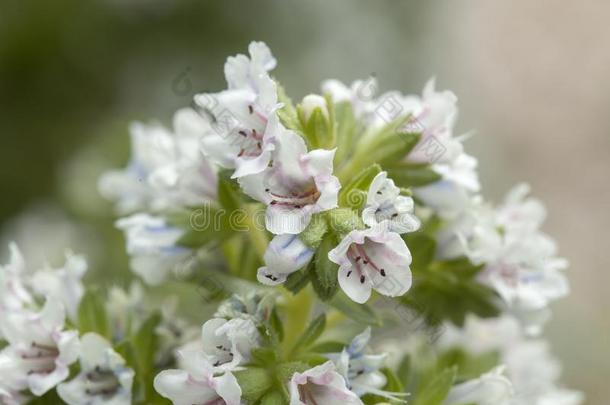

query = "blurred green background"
1;1;608;403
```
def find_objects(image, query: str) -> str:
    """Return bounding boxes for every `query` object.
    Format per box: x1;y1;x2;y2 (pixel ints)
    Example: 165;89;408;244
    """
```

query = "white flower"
99;108;217;214
400;79;460;164
537;389;585;405
321;77;378;123
214;291;277;323
29;252;88;321
195;41;279;179
0;244;88;336
116;214;191;285
437;314;522;355
328;328;407;402
329;227;412;304
57;333;134;405
154;351;241;405
467;186;570;333
240;129;340;234
0;297;80;396
154;316;258;404
362;172;420;234
438;315;584;405
0;348;28;405
106;283;145;341
197;318;259;371
0;243;33;313
257;234;314;285
156;296;201;366
444;367;513;405
289;361;363;405
414;153;480;219
495;183;546;233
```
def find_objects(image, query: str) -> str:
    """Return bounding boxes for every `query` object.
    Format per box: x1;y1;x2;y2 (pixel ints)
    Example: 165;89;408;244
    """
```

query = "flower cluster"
0;41;583;404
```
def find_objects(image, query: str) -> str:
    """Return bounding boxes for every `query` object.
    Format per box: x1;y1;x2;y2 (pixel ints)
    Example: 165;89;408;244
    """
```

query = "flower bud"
300;94;329;121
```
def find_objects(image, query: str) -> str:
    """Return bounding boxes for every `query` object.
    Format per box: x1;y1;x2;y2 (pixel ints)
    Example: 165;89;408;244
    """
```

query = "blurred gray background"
1;1;607;403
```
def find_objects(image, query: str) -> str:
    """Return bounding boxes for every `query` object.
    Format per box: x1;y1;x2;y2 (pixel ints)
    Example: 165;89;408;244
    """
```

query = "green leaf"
309;340;347;353
404;233;437;273
284;268;311;294
311;234;339;301
133;312;162;375
333;101;359;164
397;355;412;388
234;367;273;403
387;163;441;188
411;366;457;405
326;207;365;237
300;214;329;248
377;132;421;166
115;340;138;370
276;81;301;131
329;291;381;326
358;115;418;166
251;347;278;366
437;348;500;381
259;389;285;405
269;307;285;343
217;172;242;212
338;164;382;207
132;312;162;402
276;361;310;381
291;314;326;353
77;289;109;338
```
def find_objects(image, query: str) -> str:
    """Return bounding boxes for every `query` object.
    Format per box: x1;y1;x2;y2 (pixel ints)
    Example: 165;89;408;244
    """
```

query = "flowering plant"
0;42;583;405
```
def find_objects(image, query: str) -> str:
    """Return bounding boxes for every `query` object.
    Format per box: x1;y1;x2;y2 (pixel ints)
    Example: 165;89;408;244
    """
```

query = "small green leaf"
387;163;441;188
259;389;285;405
338;164;382;207
251;347;278;366
284;268;311;294
115;340;138;370
269;307;285;343
326;207;364;237
311;234;339;301
397;355;412;388
329;292;381;326
77;289;109;338
309;340;347;353
217;172;242;212
404;233;437;273
134;312;161;373
300;214;329;249
276;361;310;381
411;366;457;405
291;314;326;353
333;101;359;164
276;81;301;131
234;367;273;403
133;312;162;402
